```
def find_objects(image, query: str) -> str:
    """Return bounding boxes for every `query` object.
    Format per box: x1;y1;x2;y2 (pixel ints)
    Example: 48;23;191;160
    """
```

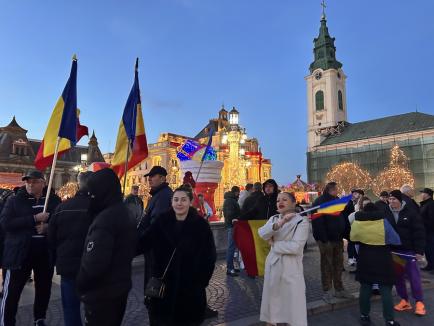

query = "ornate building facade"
114;106;272;209
0;117;105;189
306;10;434;190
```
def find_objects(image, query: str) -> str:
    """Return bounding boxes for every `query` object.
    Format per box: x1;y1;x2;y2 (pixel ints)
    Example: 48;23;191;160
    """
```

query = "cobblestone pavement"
14;246;434;325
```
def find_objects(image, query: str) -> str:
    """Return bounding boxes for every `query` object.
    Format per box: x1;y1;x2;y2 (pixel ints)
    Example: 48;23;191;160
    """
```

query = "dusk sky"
1;0;433;184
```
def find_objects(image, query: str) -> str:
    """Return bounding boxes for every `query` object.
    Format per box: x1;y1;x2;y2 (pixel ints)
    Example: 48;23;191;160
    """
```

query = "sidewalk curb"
214;277;434;326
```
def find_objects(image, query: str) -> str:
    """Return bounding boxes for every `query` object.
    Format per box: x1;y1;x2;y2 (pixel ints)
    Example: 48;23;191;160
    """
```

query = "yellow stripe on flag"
317;203;347;214
248;220;270;276
111;122;130;167
350;219;386;245
42;97;71;157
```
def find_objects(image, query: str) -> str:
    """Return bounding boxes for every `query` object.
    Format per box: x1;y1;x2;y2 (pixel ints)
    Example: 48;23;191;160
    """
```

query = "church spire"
309;1;342;74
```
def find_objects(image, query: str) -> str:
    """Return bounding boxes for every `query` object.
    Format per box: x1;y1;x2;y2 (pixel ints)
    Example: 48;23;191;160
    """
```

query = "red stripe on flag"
233;221;258;277
310;211;341;221
34;140;69;171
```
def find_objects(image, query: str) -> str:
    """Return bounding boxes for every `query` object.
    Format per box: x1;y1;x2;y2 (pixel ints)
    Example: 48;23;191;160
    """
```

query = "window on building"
315;90;324;111
338;90;344;111
152;156;162;167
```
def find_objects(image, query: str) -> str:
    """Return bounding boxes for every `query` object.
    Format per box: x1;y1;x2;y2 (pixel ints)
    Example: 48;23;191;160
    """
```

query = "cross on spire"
321;0;326;19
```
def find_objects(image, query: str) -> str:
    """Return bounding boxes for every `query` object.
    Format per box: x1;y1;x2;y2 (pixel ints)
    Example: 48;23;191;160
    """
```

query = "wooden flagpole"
43;136;61;213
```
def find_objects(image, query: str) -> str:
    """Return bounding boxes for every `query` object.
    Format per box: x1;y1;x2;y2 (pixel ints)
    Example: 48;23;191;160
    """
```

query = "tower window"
315;90;324;111
338;90;344;110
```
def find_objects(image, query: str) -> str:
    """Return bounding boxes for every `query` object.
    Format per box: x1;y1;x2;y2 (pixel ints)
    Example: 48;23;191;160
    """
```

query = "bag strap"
161;248;177;279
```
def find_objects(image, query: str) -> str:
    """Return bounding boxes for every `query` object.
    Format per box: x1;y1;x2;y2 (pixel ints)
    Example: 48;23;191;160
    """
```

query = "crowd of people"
0;167;434;326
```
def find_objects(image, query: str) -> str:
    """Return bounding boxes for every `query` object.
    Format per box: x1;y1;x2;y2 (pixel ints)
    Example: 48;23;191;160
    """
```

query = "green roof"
320;112;434;146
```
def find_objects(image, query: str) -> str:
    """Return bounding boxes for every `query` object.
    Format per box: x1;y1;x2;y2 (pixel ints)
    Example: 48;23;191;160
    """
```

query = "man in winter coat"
238;183;253;209
223;186;241;276
400;184;420;214
0;170;61;326
76;168;137;326
137;166;173;298
375;191;390;212
385;190;426;316
124;185;144;225
420;188;434;272
48;171;93;326
240;182;265;220
312;182;353;304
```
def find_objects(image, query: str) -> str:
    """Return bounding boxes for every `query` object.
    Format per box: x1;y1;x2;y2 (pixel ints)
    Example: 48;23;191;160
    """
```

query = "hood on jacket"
262;179;279;196
224;191;238;200
87;168;123;215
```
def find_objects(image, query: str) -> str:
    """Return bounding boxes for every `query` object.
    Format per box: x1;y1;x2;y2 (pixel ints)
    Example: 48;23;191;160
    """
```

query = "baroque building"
306;10;434;189
0;117;104;189
115;106;272;209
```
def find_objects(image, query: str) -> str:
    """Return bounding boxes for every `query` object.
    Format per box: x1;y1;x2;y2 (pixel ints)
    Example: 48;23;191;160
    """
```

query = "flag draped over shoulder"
111;58;148;178
350;218;401;246
311;194;352;220
234;220;270;276
35;57;88;170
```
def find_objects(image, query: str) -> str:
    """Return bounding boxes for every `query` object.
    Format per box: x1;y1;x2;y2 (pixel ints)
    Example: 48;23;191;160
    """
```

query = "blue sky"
1;0;433;184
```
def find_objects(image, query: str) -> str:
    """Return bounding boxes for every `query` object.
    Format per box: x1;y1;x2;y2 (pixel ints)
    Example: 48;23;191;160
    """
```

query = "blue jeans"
226;227;236;271
61;277;83;326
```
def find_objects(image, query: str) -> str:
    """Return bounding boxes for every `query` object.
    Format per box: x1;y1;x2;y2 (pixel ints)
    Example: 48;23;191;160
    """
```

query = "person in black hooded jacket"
240;180;278;221
76;168;137;326
0;171;61;326
141;185;216;326
311;182;353;303
48;171;93;326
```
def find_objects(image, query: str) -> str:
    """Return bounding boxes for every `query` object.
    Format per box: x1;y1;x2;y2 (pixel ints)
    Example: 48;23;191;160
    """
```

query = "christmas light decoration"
57;182;79;200
372;144;415;196
326;162;372;194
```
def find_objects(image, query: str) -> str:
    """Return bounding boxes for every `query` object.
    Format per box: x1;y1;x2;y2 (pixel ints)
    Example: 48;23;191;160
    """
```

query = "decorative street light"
229;107;239;125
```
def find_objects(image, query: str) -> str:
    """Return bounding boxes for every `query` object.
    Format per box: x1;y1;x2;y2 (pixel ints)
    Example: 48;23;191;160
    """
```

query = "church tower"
306;6;347;151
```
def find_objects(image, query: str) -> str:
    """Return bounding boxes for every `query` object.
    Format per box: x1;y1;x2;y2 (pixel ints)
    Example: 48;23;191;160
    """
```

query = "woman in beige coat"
258;192;309;326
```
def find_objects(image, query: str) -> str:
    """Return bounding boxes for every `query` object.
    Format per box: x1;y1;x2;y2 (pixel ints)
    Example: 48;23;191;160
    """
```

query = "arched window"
152;156;162;167
315;90;324;111
338;90;344;110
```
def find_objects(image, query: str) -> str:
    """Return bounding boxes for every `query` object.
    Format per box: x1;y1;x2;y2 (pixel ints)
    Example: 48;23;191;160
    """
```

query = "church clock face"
315;71;322;80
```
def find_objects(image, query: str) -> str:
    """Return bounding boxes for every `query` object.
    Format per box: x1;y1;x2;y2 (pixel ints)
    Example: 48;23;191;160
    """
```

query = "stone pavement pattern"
13;246;432;325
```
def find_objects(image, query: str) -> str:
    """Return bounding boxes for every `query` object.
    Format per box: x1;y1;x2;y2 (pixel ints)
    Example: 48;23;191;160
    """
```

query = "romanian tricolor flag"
111;58;148;178
234;220;270;277
35;56;88;170
392;252;415;277
311;194;352;220
350;219;401;246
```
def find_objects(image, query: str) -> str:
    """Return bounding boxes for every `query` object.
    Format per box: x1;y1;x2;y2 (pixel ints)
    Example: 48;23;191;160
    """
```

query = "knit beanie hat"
389;189;402;202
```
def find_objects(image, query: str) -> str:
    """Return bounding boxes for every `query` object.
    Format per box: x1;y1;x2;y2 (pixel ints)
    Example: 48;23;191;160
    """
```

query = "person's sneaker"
415;301;426;316
34;319;47;326
226;269;239;277
322;290;336;304
394;299;412;311
360;315;371;325
385;320;401;326
334;289;355;299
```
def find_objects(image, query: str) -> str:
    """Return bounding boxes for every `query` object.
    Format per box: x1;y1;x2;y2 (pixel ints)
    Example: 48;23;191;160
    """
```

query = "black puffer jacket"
384;202;425;254
0;186;60;270
420;197;434;234
223;191;240;228
260;179;279;219
48;190;92;278
142;207;216;324
312;192;346;242
354;208;394;285
140;182;173;229
76;168;137;303
240;191;265;220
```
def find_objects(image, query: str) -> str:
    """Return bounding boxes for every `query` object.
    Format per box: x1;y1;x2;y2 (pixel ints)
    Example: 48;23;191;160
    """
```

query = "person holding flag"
384;190;426;316
1;56;82;326
311;182;354;304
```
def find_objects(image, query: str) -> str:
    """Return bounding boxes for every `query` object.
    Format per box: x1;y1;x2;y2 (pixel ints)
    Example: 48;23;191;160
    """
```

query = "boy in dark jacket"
223;186;240;276
76;168;137;326
311;182;353;303
0;171;61;326
48;171;93;326
385;190;426;316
